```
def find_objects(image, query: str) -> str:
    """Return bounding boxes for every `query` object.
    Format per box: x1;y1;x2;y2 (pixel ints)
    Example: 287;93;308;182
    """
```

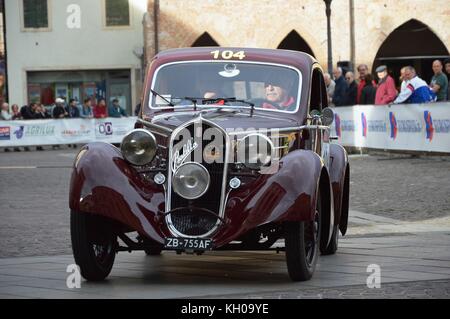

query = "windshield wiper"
158;96;257;115
181;97;255;112
150;89;175;107
201;97;255;108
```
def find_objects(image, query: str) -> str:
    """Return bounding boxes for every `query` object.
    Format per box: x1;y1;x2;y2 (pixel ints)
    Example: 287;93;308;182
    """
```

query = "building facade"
144;0;450;86
5;0;147;114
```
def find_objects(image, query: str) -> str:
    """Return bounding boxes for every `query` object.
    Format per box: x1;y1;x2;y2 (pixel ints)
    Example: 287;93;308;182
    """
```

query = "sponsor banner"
0;126;11;140
331;102;450;153
0;117;137;147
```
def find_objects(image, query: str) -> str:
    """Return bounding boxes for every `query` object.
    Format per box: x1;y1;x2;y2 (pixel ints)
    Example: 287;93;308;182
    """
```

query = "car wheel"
321;225;339;255
284;193;321;281
71;210;117;281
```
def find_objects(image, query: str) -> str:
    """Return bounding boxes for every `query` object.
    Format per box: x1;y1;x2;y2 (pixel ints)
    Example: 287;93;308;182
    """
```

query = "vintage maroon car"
69;47;350;282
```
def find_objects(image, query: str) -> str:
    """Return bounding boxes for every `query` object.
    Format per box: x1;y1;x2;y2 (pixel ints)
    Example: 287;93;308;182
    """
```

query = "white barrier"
0;117;138;147
1;104;449;153
331;102;450;153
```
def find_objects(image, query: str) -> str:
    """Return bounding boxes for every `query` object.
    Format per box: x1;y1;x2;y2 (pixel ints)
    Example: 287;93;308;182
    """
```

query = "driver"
197;78;223;104
262;74;296;111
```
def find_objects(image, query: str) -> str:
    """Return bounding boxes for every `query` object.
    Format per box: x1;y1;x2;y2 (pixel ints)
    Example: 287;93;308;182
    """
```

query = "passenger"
262;76;296;111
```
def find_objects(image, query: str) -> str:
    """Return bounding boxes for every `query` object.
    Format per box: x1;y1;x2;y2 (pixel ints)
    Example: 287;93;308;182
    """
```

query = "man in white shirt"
394;66;434;104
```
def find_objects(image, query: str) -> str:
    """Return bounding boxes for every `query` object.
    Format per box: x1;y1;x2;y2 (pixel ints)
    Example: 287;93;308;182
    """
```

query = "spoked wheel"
284;193;321;281
71;210;117;281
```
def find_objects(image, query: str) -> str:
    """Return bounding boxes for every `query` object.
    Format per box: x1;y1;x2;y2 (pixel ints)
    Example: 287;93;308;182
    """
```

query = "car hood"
149;110;300;133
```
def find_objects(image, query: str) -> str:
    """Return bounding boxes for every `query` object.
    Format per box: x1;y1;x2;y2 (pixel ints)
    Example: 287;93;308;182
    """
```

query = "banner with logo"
331;103;450;153
0;117;137;147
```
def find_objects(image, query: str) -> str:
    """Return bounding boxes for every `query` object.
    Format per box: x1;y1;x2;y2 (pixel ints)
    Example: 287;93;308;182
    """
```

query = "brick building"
144;0;450;84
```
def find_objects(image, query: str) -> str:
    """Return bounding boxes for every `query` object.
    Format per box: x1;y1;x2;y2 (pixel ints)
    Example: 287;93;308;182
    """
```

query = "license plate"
164;237;213;250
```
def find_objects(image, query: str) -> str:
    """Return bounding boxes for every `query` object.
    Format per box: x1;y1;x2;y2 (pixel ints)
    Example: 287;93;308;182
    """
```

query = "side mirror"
321;107;334;126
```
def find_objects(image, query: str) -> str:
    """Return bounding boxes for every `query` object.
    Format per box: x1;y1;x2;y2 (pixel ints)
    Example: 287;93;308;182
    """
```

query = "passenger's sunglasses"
264;82;283;88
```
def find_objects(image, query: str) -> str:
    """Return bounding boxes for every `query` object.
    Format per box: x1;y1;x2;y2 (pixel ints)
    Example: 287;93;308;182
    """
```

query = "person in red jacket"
93;98;108;118
375;65;397;105
356;64;369;104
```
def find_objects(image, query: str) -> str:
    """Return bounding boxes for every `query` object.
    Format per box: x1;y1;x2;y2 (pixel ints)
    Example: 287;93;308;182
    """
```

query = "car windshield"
148;61;302;113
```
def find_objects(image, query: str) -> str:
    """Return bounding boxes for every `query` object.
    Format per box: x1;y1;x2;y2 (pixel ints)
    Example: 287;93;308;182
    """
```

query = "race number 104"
211;50;246;60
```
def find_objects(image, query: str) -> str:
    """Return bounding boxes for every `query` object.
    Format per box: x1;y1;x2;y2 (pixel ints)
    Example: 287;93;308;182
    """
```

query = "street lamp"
324;0;333;74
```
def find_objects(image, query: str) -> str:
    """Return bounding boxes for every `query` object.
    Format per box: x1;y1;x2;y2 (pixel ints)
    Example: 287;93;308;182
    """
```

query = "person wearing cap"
262;75;296;111
374;65;397;105
53;98;69;118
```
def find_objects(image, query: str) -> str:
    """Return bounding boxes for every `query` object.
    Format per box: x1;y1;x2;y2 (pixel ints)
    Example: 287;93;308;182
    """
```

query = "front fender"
213;150;326;246
329;143;349;233
69;142;165;243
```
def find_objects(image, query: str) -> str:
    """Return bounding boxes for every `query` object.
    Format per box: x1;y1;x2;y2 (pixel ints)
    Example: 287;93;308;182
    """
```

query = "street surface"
0;147;449;298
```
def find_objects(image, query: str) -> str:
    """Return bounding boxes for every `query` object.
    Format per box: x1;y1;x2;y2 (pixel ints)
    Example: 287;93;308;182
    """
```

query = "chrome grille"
168;120;226;237
170;209;218;236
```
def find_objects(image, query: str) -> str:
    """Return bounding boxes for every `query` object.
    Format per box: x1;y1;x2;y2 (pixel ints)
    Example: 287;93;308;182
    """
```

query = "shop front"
27;69;132;115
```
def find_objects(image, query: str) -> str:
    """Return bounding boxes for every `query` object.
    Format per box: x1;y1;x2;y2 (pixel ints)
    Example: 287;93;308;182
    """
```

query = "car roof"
145;47;320;121
152;47;317;71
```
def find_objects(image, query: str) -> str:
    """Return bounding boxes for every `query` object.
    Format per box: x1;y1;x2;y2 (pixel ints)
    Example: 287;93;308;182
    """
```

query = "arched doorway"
373;19;449;87
192;32;219;47
277;30;315;57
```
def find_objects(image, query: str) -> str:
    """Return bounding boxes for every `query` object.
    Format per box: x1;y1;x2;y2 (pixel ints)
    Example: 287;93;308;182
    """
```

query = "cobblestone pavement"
0;231;449;299
204;280;450;299
350;154;450;221
0;149;449;257
0;148;449;299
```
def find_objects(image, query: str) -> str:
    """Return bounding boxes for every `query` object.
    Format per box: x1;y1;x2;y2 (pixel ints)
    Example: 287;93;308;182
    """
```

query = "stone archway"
372;19;449;86
191;32;219;47
277;30;315;58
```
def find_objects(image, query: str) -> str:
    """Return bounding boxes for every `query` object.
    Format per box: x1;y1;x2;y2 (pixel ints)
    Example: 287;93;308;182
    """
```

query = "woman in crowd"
11;104;22;120
93;98;108;118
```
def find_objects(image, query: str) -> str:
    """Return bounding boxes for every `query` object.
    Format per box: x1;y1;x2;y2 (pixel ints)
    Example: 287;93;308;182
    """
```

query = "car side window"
310;68;326;113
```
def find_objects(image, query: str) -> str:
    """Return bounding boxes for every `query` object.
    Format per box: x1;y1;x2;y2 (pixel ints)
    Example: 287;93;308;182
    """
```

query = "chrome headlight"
121;129;157;166
237;133;273;170
172;162;210;199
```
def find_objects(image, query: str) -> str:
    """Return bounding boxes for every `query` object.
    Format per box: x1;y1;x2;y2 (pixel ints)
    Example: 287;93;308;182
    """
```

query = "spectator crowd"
0;97;128;152
1;59;450;152
325;59;450;107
